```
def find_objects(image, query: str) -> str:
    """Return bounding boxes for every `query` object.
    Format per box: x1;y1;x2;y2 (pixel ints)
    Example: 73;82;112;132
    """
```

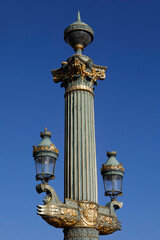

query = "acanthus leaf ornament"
33;143;59;154
101;163;125;173
51;55;107;86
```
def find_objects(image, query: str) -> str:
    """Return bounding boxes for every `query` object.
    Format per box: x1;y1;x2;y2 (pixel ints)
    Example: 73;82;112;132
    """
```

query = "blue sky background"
0;0;160;239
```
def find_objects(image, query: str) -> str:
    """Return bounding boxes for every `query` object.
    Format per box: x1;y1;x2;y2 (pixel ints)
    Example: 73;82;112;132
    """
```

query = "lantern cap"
101;150;124;176
105;151;120;167
33;128;59;157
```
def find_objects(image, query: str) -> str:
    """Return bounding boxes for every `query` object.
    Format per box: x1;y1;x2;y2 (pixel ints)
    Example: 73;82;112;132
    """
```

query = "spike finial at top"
77;11;81;22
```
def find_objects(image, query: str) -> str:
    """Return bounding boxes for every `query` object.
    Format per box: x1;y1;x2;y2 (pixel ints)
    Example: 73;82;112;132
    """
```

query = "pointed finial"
40;128;51;138
77;11;81;22
107;151;117;157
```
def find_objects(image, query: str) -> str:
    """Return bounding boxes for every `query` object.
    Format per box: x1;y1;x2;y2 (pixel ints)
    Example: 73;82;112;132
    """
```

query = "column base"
64;227;99;240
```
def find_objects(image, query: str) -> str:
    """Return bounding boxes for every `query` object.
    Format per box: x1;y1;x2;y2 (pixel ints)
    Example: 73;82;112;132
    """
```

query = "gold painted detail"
42;216;78;228
65;85;94;96
107;150;117;157
60;207;78;217
40;128;51;137
76;202;98;228
37;198;122;235
100;215;113;224
101;163;124;173
98;215;121;235
51;55;107;84
33;143;59;154
38;205;78;228
73;44;84;52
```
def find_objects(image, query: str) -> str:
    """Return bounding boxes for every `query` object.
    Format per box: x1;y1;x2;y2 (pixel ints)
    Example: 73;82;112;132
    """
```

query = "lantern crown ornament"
101;151;124;199
33;128;58;182
64;11;94;54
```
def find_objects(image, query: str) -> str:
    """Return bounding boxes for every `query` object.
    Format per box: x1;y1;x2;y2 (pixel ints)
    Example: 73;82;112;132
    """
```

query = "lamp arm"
106;200;123;216
36;183;64;205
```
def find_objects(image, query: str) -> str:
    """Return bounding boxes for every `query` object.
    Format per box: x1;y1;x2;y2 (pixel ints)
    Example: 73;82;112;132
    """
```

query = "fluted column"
64;84;98;203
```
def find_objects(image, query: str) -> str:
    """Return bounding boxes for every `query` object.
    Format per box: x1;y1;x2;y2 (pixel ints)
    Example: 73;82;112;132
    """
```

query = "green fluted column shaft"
64;88;98;203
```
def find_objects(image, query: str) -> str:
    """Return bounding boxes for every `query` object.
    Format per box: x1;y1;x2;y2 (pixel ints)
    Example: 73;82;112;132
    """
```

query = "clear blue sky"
1;0;160;239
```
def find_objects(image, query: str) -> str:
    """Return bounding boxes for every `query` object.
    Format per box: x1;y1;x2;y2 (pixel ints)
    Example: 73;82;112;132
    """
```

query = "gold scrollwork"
99;226;115;235
79;203;98;226
60;208;78;218
98;214;121;235
38;199;121;235
100;215;113;225
51;56;107;84
33;143;59;154
38;205;78;228
101;163;124;172
42;216;78;228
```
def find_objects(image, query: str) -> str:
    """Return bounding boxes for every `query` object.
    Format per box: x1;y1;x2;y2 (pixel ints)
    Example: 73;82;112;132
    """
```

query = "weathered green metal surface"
64;11;94;45
64;228;99;240
102;151;124;176
33;129;58;159
64;87;97;202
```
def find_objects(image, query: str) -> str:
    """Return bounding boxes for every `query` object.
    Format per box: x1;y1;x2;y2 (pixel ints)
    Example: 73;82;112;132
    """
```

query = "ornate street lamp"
101;151;124;200
33;12;125;240
33;128;58;182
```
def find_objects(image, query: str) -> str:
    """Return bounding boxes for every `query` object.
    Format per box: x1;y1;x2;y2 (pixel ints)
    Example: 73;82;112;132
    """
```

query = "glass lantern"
103;173;123;197
101;151;124;199
33;128;59;182
35;155;56;181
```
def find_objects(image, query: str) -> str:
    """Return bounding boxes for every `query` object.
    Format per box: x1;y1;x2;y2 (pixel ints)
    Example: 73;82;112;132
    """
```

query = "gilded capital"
51;55;107;89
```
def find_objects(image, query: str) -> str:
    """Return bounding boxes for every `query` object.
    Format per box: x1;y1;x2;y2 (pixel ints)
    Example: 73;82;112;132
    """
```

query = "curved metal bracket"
36;183;64;205
106;200;123;216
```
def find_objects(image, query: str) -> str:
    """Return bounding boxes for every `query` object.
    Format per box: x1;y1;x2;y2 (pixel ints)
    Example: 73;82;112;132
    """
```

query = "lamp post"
33;12;124;240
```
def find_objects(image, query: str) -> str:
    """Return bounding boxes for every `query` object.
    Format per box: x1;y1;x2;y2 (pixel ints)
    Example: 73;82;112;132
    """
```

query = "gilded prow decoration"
37;183;122;235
